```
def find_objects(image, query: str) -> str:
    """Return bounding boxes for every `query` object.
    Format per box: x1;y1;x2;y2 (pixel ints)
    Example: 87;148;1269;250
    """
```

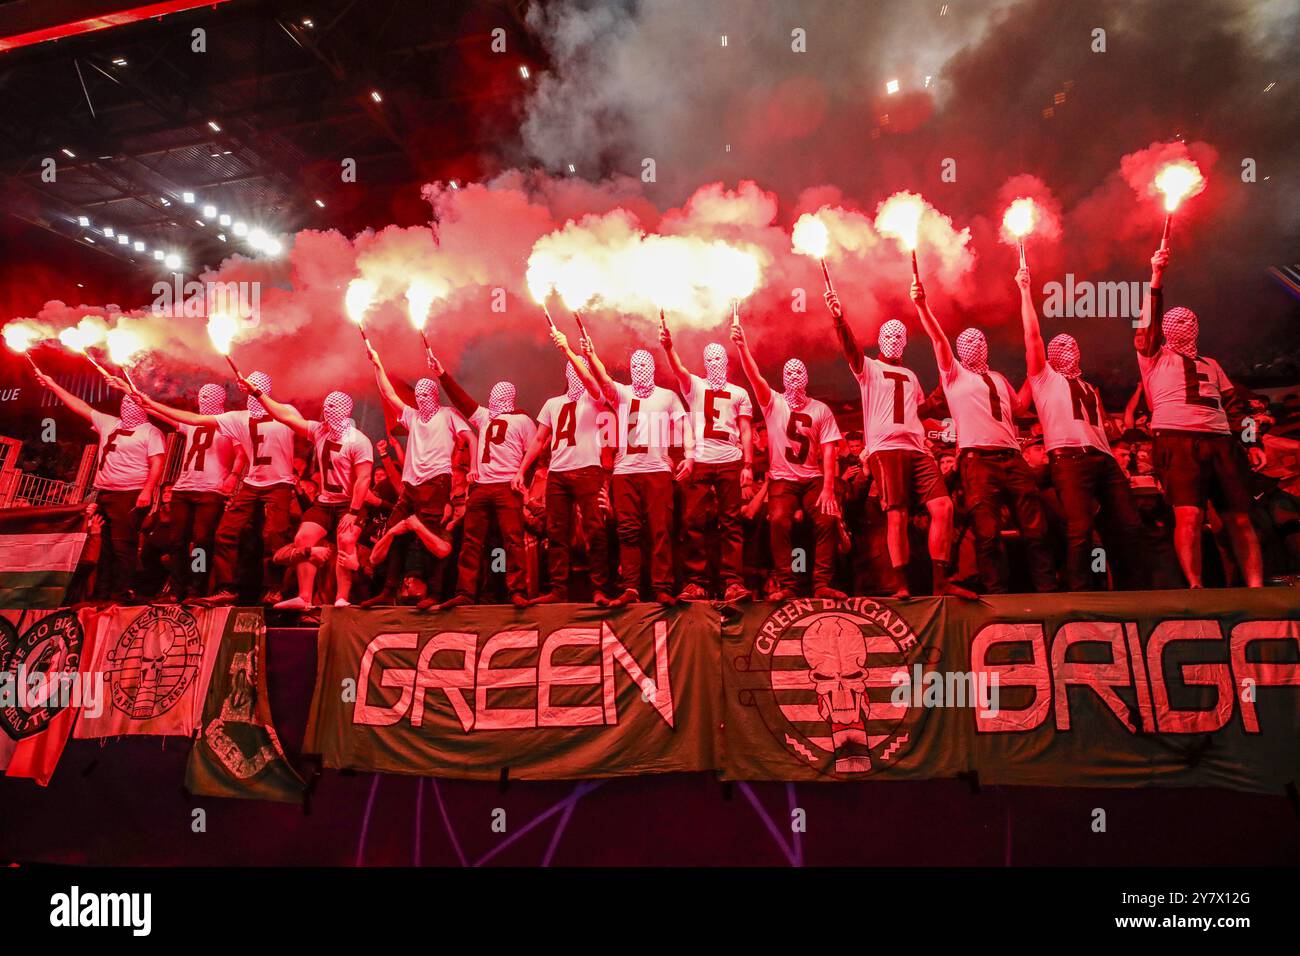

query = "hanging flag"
0;505;89;609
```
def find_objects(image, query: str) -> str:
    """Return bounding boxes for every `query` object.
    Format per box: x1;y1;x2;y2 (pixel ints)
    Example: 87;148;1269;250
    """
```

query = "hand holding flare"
3;323;43;374
791;214;835;293
1153;160;1205;251
875;192;926;280
1001;198;1037;269
344;278;377;346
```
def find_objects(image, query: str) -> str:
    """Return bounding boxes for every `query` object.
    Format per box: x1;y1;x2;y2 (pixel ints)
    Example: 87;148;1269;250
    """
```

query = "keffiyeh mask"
1047;334;1082;378
489;381;516;419
1162;307;1199;359
878;319;907;361
197;383;225;415
783;358;809;410
703;343;728;390
630;349;655;399
565;360;587;401
119;395;147;428
246;371;272;419
955;328;989;374
414;377;440;422
322;390;353;441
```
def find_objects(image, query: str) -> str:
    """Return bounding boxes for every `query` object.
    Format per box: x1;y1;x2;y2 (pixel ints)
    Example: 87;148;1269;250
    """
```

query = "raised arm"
911;278;955;374
32;369;96;425
1135;248;1168;357
729;321;772;408
549;328;604;402
366;345;405;415
1123;382;1144;432
238;378;312;438
436;367;480;419
581;334;619;405
824;290;864;375
1017;267;1045;377
658;312;693;394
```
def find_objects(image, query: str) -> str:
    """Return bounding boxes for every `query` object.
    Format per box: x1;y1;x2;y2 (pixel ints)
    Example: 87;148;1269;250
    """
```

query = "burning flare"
58;317;107;353
207;312;239;355
791;214;831;259
1001;198;1037;242
105;327;145;366
3;323;40;353
345;279;378;326
874;191;926;252
1154;160;1205;213
405;279;440;331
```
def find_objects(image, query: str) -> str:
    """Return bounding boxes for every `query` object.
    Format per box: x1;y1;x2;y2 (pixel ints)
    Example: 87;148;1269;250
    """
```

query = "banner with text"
722;589;1300;792
304;603;721;780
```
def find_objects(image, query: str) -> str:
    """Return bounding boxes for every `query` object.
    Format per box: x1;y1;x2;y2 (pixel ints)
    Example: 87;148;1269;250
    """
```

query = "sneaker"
722;583;752;603
606;588;639;608
359;591;396;608
677;583;709;602
273;595;313;611
260;589;283;606
813;586;847;600
767;588;795;602
194;589;238;607
333;597;352;608
654;591;678;606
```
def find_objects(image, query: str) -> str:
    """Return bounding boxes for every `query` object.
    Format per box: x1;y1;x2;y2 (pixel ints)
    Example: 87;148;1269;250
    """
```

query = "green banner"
185;608;305;803
304;603;721;780
723;589;1300;791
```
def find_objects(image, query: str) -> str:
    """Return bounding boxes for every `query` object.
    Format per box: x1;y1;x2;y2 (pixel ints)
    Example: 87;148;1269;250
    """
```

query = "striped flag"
0;504;89;609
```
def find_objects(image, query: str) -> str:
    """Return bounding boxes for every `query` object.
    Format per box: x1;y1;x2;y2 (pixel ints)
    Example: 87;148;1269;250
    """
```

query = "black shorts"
301;500;351;534
1153;431;1253;513
867;449;946;511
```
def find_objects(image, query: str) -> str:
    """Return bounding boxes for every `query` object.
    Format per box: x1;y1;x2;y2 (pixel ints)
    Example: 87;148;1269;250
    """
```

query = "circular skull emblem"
736;598;929;777
106;605;203;722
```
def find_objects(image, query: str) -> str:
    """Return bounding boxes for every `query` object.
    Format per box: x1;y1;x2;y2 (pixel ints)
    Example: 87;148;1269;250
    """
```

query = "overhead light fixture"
232;221;248;237
218;214;231;226
370;90;382;103
263;238;283;256
117;234;129;245
449;181;459;190
163;253;181;270
103;226;115;238
182;191;195;204
195;219;206;227
159;196;171;206
315;199;325;208
84;237;96;244
77;216;90;227
61;148;76;158
153;250;164;261
112;57;128;66
885;79;900;95
133;241;145;252
519;66;530;80
202;204;217;218
567;164;576;173
247;228;268;249
207;120;221;132
302;18;314;28
217;233;227;242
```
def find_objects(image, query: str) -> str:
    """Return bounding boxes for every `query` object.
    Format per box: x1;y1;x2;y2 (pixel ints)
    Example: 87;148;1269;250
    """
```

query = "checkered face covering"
489;381;516;419
1047;334;1082;378
414;377;439;422
783;358;809;410
119;395;147;428
956;328;989;374
1162;307;1198;359
630;349;655;398
877;319;907;360
246;371;272;418
197;383;225;415
322;390;353;440
565;360;587;401
703;343;728;390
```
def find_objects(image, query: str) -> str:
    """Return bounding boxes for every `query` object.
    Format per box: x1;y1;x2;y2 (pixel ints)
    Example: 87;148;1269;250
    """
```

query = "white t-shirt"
215;408;299;487
90;410;165;492
686;375;751;465
398;404;471;484
761;393;842;482
610;382;688;476
537;392;606;473
307;421;374;505
172;422;238;493
940;363;1020;451
1137;349;1231;435
1028;366;1112;455
469;406;537;484
855;356;926;455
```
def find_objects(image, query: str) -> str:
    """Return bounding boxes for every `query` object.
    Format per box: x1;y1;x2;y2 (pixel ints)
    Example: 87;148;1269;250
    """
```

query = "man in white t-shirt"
586;334;694;607
1135;247;1263;588
659;313;753;602
912;279;1056;594
433;365;537;608
37;372;165;602
364;346;468;605
135;371;299;606
730;321;845;600
513;329;613;605
1017;267;1144;591
823;291;973;600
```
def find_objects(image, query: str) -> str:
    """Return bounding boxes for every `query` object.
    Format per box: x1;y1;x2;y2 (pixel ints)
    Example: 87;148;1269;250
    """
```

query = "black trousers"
94;488;145;600
545;465;610;599
681;461;745;589
959;450;1056;593
212;482;292;593
455;482;528;600
1050;450;1146;591
612;471;674;594
169;490;226;597
768;477;836;592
